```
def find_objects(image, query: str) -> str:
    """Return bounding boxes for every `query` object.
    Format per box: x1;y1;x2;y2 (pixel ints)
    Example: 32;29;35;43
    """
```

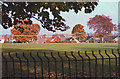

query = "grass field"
1;43;119;58
1;43;118;52
1;43;119;77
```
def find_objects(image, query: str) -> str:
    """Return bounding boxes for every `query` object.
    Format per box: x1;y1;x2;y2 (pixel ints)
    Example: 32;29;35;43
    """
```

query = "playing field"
1;43;118;52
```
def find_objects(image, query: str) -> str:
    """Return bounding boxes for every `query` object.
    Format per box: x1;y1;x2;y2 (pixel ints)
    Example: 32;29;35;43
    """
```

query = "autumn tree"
2;2;98;32
87;15;117;42
45;38;51;43
11;20;40;43
52;36;61;43
72;24;87;41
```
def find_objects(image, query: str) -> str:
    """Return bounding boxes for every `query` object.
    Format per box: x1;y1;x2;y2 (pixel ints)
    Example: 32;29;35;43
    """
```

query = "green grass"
1;43;119;77
1;43;119;58
1;43;118;52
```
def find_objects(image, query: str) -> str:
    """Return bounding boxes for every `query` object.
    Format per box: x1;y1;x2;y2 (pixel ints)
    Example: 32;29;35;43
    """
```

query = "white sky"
1;1;119;35
100;0;119;2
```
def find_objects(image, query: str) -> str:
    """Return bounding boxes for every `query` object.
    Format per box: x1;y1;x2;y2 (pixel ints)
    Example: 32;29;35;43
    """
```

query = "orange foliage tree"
45;38;51;43
11;20;40;43
51;36;61;43
72;24;86;41
87;15;117;42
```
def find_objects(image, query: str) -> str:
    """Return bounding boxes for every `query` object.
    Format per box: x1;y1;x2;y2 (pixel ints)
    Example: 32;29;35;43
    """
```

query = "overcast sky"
1;1;119;35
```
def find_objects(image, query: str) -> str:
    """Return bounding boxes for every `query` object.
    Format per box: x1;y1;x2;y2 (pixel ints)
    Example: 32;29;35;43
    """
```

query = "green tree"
2;2;98;32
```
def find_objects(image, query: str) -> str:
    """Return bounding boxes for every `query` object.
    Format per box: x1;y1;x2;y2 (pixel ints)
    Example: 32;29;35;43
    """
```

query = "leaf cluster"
2;2;98;32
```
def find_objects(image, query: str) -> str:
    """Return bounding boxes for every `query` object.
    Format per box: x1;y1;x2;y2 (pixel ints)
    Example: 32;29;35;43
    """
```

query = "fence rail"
2;49;120;78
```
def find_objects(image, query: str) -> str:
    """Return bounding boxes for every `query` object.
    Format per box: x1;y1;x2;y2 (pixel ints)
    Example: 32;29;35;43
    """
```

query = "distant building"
37;34;77;43
63;34;73;38
38;37;47;43
60;34;65;38
31;34;119;43
86;37;100;43
65;37;79;43
113;37;119;42
104;36;118;43
52;34;60;39
51;36;61;43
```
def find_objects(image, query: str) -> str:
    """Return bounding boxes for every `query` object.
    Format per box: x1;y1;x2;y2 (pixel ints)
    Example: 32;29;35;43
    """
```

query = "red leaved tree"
11;20;40;43
87;15;117;42
72;24;86;41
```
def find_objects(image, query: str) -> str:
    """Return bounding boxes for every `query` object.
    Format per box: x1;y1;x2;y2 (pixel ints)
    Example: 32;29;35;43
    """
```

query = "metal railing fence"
2;49;120;79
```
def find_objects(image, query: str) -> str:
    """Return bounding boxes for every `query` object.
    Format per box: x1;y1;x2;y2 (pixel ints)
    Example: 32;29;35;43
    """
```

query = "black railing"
2;49;120;78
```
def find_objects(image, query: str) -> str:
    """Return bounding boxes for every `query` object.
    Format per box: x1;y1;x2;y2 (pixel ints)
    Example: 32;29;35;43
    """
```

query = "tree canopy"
87;15;117;37
72;24;86;41
11;20;40;43
2;2;98;32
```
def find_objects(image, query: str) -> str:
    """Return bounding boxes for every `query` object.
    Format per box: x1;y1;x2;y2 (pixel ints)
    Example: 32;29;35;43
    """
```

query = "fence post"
92;51;97;78
44;52;50;79
30;53;36;79
23;52;29;78
99;50;104;78
85;51;91;78
2;52;8;78
37;52;43;79
78;51;84;78
58;52;64;79
117;49;120;78
9;52;15;78
71;51;77;79
112;49;117;77
105;50;111;77
51;52;57;79
65;51;71;79
16;53;22;79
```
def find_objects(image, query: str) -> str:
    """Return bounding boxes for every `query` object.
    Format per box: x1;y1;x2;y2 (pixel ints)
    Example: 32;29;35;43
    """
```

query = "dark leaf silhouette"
2;2;98;32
